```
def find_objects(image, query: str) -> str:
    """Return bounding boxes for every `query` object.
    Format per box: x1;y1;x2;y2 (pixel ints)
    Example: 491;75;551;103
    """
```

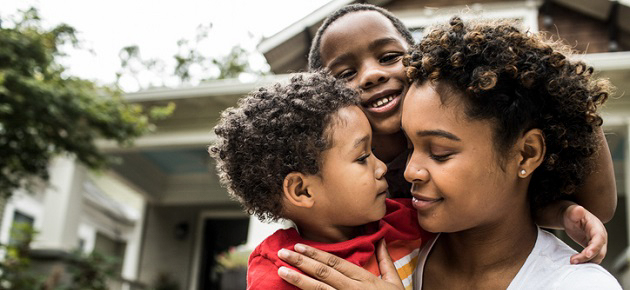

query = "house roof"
257;0;630;74
256;0;392;74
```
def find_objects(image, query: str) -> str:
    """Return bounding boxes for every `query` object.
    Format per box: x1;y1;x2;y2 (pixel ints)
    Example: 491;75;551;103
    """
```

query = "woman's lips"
412;196;443;210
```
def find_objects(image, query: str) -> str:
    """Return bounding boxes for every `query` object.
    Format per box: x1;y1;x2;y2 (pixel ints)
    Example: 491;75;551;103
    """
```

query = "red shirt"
247;198;431;289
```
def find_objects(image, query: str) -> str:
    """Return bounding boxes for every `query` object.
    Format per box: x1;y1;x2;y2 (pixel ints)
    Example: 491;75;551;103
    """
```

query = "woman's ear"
283;172;315;208
517;128;546;178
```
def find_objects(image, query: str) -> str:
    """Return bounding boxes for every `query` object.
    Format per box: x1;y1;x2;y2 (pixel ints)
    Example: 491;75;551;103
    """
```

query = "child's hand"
277;240;404;290
563;204;608;264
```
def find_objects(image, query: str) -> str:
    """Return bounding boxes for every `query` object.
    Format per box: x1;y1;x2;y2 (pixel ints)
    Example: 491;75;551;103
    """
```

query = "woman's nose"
404;156;429;184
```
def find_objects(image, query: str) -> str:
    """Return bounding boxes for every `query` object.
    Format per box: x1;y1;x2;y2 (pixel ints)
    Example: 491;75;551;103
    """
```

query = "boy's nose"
375;157;387;179
359;63;389;90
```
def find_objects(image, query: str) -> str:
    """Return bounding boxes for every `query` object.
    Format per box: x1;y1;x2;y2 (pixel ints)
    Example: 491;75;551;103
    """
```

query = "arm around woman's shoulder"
573;127;617;223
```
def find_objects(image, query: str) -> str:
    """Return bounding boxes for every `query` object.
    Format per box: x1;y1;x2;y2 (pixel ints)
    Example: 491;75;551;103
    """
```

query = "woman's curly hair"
403;17;612;211
209;72;360;222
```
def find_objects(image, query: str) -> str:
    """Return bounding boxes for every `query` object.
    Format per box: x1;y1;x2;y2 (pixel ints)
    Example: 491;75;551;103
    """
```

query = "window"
9;211;35;246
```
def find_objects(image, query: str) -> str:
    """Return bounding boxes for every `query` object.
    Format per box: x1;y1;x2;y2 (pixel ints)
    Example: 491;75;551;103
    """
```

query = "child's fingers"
376;239;404;287
572;235;606;264
570;222;607;264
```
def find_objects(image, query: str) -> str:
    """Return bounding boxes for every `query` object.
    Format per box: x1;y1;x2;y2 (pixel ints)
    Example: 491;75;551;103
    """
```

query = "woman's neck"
372;131;407;163
426;206;538;288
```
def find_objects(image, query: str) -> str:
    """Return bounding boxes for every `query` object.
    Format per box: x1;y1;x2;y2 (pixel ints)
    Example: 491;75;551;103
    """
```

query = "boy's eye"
357;153;371;163
379;53;403;64
336;69;356;80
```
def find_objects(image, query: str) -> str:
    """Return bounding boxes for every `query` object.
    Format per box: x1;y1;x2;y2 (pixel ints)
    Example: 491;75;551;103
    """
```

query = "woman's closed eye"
430;152;454;162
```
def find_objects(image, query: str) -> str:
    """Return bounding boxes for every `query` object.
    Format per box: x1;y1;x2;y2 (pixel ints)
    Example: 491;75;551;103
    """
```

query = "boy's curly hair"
403;17;612;211
209;73;360;222
308;3;414;71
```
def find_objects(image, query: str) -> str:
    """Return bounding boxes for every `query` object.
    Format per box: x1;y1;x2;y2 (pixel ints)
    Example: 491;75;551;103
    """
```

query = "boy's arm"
572;128;617;223
534;128;616;264
536;200;607;264
536;128;616;226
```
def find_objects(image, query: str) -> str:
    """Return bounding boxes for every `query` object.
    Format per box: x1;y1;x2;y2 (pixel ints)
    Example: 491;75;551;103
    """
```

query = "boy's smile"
319;11;409;136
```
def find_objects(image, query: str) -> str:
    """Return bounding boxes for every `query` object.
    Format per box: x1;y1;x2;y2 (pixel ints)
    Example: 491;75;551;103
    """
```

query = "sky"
2;0;331;91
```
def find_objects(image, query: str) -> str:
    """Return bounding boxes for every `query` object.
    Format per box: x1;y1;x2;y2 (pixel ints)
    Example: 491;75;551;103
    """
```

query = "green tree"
116;23;266;89
0;8;173;199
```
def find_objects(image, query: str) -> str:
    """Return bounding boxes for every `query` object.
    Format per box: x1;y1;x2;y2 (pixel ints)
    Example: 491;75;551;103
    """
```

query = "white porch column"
625;119;630;245
244;215;290;251
34;157;85;250
121;199;147;286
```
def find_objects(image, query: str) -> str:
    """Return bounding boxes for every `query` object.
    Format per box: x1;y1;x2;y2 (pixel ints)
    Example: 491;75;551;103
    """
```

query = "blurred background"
0;0;629;289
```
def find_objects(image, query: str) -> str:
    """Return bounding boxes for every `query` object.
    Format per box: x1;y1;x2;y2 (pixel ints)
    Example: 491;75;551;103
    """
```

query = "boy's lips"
362;89;403;114
377;185;389;196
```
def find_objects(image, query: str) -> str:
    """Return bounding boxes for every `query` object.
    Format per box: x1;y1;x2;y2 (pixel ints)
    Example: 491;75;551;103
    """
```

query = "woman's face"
401;82;523;233
319;11;409;135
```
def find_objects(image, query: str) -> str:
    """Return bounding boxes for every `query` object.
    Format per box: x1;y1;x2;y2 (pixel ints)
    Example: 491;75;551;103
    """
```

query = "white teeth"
370;96;395;108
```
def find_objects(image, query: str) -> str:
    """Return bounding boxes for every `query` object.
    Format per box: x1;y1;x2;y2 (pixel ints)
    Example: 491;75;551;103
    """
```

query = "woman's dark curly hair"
308;3;414;71
403;17;612;211
209;72;360;222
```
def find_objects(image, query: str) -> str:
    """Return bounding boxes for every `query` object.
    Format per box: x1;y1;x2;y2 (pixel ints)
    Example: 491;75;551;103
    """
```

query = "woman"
276;17;621;289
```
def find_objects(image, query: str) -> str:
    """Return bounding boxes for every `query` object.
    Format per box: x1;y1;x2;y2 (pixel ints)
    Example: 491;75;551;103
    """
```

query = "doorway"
197;217;249;290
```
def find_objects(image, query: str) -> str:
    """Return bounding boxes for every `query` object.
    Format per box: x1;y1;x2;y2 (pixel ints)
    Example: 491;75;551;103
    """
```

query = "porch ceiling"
100;75;291;206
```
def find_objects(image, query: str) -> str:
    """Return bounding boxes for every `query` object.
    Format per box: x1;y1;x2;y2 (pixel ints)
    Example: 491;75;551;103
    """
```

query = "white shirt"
413;227;622;290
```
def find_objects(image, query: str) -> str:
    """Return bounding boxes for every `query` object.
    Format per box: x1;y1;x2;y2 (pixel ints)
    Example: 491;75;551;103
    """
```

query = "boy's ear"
517;128;546;178
283;172;315;208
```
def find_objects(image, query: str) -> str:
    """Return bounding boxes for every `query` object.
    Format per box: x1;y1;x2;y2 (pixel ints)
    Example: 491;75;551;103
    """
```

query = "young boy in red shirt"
209;72;430;289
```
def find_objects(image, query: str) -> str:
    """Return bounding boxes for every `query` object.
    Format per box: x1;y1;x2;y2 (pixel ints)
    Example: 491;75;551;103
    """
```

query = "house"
1;0;629;289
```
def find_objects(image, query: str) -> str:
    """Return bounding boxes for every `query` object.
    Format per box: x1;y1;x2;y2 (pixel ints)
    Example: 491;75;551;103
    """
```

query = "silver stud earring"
519;169;527;177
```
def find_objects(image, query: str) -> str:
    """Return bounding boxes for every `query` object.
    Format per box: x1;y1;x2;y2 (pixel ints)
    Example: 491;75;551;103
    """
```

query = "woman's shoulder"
556;266;621;289
508;228;621;289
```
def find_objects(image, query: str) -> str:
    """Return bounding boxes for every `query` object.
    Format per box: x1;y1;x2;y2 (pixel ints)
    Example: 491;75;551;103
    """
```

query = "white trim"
576;51;630;71
397;1;541;32
121;199;146;283
603;115;630;127
257;0;355;54
625;119;630;244
77;223;97;253
96;129;217;151
124;75;291;102
189;209;249;290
